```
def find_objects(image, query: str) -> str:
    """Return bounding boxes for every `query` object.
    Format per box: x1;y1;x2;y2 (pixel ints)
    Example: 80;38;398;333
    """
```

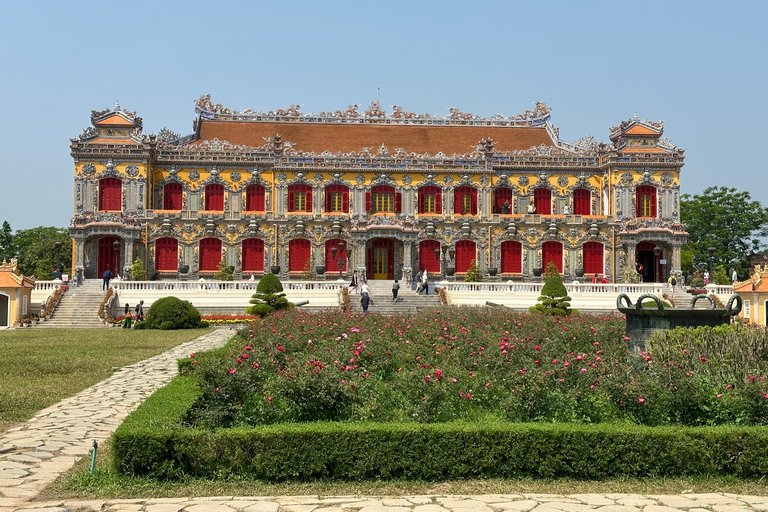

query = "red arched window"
636;186;657;217
199;238;222;272
501;241;522;274
163;183;182;211
245;184;265;212
494;187;513;213
242;238;264;272
455;240;476;273
366;185;401;213
289;239;311;272
583;242;604;274
419;240;441;273
325;239;348;272
155;238;178;271
534;188;552;215
205;184;224;211
542;241;563;273
418;186;443;214
325;185;349;213
99;178;122;211
288;184;313;212
454;186;478;215
573;188;591;215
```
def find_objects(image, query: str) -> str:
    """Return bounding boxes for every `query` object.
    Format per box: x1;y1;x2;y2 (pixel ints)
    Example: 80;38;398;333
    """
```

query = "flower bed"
183;308;768;428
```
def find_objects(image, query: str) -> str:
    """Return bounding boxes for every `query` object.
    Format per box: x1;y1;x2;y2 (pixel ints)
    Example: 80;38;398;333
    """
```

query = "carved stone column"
73;237;86;282
403;240;413;285
671;243;682;276
123;241;134;277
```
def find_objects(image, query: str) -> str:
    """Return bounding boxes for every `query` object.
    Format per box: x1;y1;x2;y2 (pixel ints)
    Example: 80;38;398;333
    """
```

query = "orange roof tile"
87;138;139;144
620;147;665;153
94;114;135;126
0;274;33;288
196;120;555;154
625;125;660;135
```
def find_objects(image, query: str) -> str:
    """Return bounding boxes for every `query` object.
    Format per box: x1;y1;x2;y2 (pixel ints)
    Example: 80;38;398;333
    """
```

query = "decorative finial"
633;112;638;120
115;100;121;111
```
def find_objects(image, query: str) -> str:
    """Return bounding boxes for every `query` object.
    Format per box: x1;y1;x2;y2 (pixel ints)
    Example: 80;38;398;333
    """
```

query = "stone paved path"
2;330;768;512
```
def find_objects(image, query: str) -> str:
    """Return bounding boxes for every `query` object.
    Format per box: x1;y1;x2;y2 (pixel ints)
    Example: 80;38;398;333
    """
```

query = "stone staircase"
37;280;107;328
348;279;442;315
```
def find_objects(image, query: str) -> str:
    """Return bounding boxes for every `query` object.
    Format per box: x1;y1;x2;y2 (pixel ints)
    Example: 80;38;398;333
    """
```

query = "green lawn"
0;327;214;434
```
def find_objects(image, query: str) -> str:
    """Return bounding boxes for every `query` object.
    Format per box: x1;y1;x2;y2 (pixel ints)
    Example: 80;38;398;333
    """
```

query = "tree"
246;273;290;316
463;259;482;282
130;257;146;281
529;262;573;315
0;221;15;262
214;258;233;281
13;226;72;279
681;187;768;280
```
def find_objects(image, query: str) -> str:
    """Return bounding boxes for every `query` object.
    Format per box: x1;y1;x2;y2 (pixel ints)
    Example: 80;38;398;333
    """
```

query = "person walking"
361;292;371;314
422;273;429;296
392;279;400;302
122;309;133;329
135;300;145;322
349;271;358;295
102;268;113;290
124;303;130;317
703;270;710;286
732;268;738;283
360;280;370;297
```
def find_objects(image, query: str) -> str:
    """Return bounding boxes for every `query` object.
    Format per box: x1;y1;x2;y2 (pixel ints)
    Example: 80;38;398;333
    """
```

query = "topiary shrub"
464;259;483;282
529;262;572;315
145;296;201;330
214;259;234;281
130;257;147;281
246;273;291;316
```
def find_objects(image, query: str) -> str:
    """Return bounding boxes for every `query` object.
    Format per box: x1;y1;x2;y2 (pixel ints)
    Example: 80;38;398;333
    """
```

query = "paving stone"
145;504;186;512
616;499;657;507
358;507;411;512
408;498;436;506
14;508;70;512
185;503;237;512
592;507;642;512
648;497;700;509
569;495;617;506
6;453;43;463
312;507;343;512
62;499;108;510
384;499;415;507
493;501;539;511
347;501;384;509
283;505;319;512
413;505;450;512
538;502;593;512
0;485;36;497
711;507;750;512
475;496;522;504
752;505;768;512
243;501;280;512
645;506;689;512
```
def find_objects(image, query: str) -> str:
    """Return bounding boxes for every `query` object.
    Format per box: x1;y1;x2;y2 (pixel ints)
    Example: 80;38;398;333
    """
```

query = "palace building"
68;95;687;283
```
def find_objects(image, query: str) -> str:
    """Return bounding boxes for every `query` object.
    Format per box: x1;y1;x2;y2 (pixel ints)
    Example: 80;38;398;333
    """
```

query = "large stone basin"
616;293;742;352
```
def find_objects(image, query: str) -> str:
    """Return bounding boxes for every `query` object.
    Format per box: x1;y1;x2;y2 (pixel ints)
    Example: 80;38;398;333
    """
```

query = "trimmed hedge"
113;375;768;481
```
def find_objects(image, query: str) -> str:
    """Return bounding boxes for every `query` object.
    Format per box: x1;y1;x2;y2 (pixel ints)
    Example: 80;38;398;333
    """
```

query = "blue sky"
1;0;766;230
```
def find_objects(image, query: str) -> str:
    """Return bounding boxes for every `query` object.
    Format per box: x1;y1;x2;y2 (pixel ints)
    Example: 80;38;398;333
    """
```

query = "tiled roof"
195;120;556;155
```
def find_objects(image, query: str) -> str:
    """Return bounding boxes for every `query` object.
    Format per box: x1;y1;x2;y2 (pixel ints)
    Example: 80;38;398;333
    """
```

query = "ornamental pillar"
403;241;413;284
123;241;134;277
73;237;85;283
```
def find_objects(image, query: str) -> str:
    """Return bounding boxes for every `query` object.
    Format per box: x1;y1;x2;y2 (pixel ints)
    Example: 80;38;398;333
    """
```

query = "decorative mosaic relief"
314;173;324;184
230;171;241;182
557;175;569;187
620;172;634;185
479;175;490;186
82;163;96;176
355;174;366;184
189;169;200;182
443;176;454;185
402;174;412;185
660;172;674;185
126;164;139;177
277;173;287;183
518;175;529;187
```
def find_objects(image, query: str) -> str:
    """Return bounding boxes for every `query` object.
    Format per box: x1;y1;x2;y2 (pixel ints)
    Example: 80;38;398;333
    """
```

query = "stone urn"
446;267;456;277
488;267;498;277
316;265;326;276
270;265;281;275
575;268;585;278
179;265;190;274
533;268;542;277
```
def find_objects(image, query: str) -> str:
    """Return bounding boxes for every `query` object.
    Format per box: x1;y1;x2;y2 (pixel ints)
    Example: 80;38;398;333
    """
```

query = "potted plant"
271;265;281;274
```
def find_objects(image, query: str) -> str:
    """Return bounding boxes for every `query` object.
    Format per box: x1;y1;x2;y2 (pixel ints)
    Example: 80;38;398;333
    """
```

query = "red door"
583;242;603;274
98;236;120;277
494;187;513;213
455;240;476;273
325;239;348;272
163;183;183;210
542;241;563;273
99;178;122;211
534;188;552;215
573;188;591;215
200;238;222;271
205;184;224;211
419;240;440;273
289;239;311;272
245;185;265;212
366;238;394;279
242;238;264;272
155;238;178;271
501;241;522;274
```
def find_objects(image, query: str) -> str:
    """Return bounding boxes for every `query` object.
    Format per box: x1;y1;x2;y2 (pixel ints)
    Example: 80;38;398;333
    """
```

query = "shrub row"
112;374;768;481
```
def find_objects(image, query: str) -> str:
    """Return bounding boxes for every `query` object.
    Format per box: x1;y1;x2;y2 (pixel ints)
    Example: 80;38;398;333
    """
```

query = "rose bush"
184;307;768;429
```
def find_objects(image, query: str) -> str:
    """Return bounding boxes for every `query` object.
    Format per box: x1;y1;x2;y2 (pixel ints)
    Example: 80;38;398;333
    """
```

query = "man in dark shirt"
102;269;113;290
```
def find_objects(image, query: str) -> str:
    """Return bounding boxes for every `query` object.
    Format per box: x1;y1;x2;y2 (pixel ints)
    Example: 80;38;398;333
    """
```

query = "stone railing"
34;280;63;291
443;282;666;295
706;284;734;296
112;279;345;292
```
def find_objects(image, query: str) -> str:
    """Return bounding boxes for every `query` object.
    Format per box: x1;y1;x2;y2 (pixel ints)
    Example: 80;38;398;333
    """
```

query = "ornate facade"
69;95;687;283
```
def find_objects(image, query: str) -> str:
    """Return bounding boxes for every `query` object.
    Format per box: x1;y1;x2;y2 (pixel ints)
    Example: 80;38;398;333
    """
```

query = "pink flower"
434;369;442;378
424;375;431;383
750;376;756;382
190;353;195;358
229;369;236;374
581;368;587;373
595;357;602;362
466;393;472;400
638;397;645;403
267;396;273;402
701;357;707;362
717;394;722;398
563;361;570;367
451;378;457;383
485;382;492;388
277;345;284;352
535;345;541;351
